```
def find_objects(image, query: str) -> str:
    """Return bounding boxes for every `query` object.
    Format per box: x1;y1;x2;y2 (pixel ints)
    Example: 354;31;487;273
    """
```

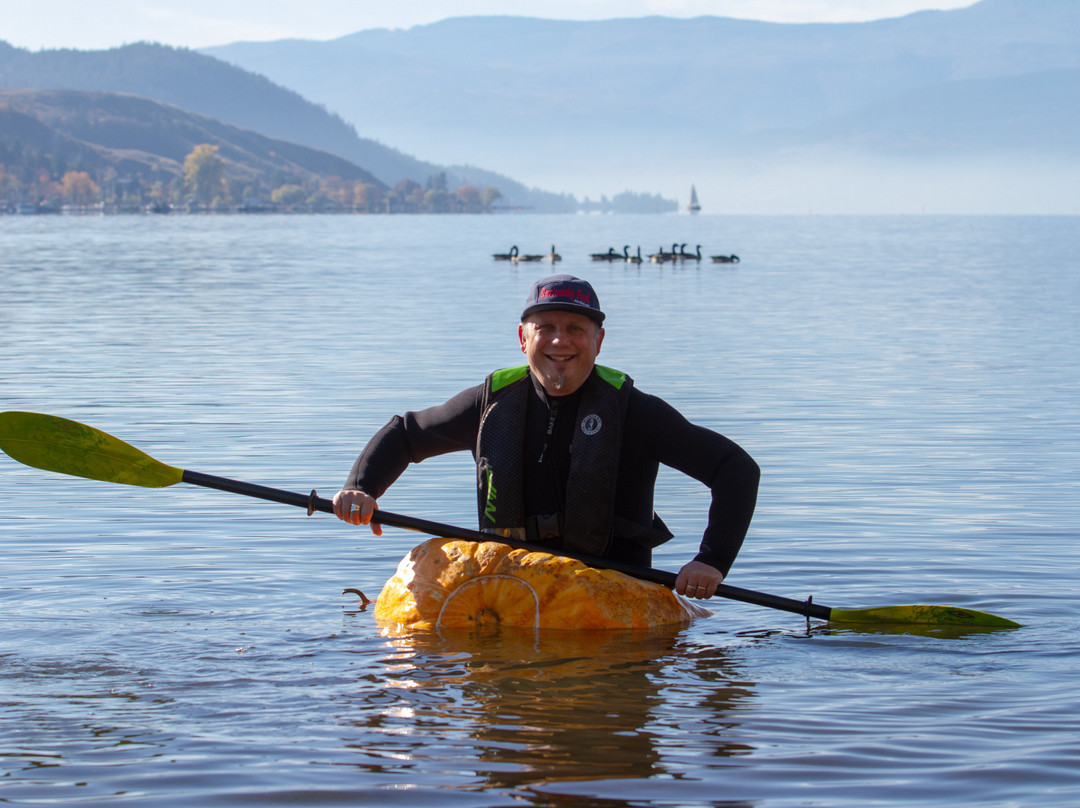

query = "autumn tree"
318;176;350;206
271;184;308;208
481;186;502;209
353;181;383;213
455;184;481;212
61;171;100;206
392;179;423;212
183;144;226;208
424;187;451;212
31;171;62;207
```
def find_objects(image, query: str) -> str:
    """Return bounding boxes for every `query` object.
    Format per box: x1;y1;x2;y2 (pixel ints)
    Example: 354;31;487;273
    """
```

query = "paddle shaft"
180;469;833;620
3;412;1018;626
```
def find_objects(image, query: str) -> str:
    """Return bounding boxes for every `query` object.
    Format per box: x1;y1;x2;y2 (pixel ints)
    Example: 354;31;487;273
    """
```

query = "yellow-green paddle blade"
829;604;1021;628
0;411;183;488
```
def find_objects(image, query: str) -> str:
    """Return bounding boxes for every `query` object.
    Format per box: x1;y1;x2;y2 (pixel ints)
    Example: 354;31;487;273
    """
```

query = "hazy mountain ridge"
1;88;385;182
0;87;395;211
803;68;1080;153
202;0;1080;213
210;4;1080;136
0;41;576;211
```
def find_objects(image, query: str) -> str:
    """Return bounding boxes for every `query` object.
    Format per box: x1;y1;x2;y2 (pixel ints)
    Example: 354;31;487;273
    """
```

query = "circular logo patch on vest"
581;414;602;436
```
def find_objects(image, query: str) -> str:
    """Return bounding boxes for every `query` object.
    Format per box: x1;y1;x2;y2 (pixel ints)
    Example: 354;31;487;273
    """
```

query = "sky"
3;0;980;51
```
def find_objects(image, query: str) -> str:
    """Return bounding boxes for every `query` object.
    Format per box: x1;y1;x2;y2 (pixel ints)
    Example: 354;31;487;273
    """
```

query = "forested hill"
0;41;573;211
1;87;383;190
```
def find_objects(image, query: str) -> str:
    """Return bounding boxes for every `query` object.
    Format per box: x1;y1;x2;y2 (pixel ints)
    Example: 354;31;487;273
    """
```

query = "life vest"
476;365;631;556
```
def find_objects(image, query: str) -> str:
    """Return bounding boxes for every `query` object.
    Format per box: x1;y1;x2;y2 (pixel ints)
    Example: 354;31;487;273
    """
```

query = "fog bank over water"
619;156;1080;216
205;0;1080;214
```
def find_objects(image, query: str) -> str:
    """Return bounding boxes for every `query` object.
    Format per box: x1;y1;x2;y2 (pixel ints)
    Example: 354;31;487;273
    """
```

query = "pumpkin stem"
342;587;373;605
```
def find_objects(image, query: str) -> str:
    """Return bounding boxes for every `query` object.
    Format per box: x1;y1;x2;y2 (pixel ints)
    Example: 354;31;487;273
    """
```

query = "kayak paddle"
0;411;1021;629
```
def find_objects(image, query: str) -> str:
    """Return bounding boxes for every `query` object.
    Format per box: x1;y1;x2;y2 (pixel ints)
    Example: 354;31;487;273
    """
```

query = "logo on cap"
540;287;593;307
523;275;606;324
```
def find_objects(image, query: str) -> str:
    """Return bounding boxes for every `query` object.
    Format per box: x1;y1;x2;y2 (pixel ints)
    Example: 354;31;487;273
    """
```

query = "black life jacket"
475;365;631;556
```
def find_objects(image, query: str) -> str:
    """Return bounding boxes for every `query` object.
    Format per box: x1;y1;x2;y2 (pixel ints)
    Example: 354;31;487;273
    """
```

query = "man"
333;274;759;599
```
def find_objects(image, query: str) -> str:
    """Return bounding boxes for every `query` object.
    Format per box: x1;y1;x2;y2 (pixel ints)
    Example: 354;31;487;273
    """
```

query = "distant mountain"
0;41;575;211
202;0;1080;213
0;88;383;195
784;68;1080;155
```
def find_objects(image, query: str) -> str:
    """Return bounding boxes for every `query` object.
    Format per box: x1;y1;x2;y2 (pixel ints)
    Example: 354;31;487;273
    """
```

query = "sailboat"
687;185;701;214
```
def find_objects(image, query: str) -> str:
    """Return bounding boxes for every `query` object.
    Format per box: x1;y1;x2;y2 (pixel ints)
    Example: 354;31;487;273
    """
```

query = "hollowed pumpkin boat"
373;537;710;632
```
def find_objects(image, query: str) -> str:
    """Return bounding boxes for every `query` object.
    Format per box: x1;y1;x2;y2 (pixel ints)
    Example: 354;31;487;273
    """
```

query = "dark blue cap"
521;275;605;325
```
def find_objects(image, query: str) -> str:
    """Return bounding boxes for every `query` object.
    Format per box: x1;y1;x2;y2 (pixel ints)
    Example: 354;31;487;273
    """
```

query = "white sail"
688;185;701;214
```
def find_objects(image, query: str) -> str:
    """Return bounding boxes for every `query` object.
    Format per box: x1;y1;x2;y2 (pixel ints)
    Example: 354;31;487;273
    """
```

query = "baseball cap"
521;275;606;325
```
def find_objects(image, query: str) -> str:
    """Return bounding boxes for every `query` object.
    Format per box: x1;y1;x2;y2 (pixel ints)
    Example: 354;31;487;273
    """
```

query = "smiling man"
334;275;759;599
518;277;605;395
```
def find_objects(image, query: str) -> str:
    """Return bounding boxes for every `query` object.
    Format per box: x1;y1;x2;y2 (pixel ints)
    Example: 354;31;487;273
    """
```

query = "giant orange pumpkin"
373;538;710;632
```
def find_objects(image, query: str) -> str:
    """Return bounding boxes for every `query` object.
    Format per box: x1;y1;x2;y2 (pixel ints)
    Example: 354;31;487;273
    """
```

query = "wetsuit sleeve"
636;391;760;577
343;385;485;499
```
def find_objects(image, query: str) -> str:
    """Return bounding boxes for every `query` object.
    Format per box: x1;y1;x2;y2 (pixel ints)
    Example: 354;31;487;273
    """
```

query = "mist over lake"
204;0;1080;213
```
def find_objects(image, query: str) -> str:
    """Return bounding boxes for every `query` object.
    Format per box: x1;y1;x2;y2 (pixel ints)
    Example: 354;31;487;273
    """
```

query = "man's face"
519;311;605;396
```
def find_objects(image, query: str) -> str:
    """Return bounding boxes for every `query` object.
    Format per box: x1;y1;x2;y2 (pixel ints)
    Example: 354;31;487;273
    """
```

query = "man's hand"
332;489;382;535
675;560;724;599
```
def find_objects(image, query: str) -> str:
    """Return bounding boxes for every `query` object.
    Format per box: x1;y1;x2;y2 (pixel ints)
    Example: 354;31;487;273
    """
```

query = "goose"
710;254;741;264
493;245;518;261
650;243;678;263
626;246;643;264
512;249;545;262
544;245;562;263
680;244;702;261
590;247;618;261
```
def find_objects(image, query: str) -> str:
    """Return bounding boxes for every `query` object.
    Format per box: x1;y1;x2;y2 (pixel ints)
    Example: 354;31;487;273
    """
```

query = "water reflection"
339;626;756;802
814;623;1022;640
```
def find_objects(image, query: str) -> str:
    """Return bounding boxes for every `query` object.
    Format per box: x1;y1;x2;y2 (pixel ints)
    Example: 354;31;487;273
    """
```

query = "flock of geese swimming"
492;244;740;264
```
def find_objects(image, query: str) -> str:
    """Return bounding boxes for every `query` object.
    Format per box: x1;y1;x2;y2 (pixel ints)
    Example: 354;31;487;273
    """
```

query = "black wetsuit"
344;369;759;576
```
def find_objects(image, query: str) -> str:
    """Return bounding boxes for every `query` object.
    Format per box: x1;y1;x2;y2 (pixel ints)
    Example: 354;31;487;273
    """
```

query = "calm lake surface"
2;213;1078;807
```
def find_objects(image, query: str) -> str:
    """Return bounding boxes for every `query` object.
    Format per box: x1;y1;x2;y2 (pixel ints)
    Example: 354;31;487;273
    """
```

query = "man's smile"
519;310;605;397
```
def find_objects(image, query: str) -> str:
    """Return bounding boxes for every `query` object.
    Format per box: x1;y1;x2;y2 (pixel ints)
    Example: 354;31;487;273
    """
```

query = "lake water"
2;212;1078;807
